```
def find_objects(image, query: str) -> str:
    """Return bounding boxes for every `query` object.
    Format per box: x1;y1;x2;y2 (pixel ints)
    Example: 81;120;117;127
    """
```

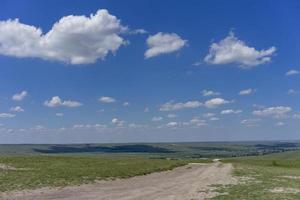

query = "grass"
0;155;190;192
1;143;300;198
213;150;300;200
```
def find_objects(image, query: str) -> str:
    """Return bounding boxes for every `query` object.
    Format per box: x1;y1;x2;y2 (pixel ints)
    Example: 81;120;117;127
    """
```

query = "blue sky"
0;0;300;143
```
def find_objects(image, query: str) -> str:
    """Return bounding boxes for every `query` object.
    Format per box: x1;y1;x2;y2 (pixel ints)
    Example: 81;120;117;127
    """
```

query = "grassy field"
0;155;190;192
214;150;300;200
1;142;300;198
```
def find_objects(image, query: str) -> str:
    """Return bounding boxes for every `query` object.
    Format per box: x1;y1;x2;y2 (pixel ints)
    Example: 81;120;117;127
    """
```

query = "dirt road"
1;162;236;200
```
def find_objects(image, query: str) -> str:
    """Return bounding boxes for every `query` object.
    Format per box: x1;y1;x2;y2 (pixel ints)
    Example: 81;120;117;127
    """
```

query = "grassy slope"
214;150;300;200
0;155;189;192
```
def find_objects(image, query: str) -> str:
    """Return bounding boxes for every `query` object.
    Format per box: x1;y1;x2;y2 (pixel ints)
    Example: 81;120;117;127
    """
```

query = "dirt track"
1;162;236;200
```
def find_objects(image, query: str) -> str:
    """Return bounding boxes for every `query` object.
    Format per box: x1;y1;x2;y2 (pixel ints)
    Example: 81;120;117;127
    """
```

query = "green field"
0;142;300;199
0;155;191;192
214;150;300;200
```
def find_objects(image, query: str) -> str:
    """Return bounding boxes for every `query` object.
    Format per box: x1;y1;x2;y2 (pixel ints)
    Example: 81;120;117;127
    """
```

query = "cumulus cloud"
166;121;179;128
167;114;177;118
12;91;28;101
221;109;242;114
209;117;220;121
44;96;82;107
0;9;127;65
145;32;187;58
253;106;292;118
10;106;24;112
160;100;202;111
55;113;64;117
111;118;124;127
128;123;147;129
129;28;147;35
292;113;300;119
189;118;207;126
72;123;107;130
99;96;116;103
241;118;261;126
152;116;163;121
239;88;256;95
204;98;230;108
204;32;276;68
123;102;130;106
203;113;215;118
287;89;298;95
201;90;220;97
286;69;300;76
0;113;15;118
276;121;285;126
31;125;46;131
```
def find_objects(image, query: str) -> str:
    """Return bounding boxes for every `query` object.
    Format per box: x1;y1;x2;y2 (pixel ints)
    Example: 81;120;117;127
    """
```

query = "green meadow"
0;155;190;192
214;150;300;200
0;141;300;199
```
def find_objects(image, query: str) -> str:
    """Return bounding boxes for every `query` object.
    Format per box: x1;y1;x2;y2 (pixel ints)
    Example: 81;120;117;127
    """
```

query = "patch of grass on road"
0;155;189;192
213;150;300;200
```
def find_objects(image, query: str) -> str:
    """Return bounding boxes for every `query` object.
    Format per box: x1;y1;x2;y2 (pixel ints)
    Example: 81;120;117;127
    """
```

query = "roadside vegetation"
214;150;300;200
0;155;189;192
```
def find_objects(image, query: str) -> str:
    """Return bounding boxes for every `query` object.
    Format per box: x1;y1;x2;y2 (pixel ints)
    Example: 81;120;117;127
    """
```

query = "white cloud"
239;88;256;95
44;96;82;107
287;89;298;95
209;117;220;121
204;32;276;68
160;100;202;111
203;113;215;118
145;32;187;58
166;121;179;128
292;113;300;119
0;113;15;118
128;123;147;128
12;90;28;101
252;104;265;109
159;98;231;111
0;9;127;65
129;29;147;34
253;106;292;118
144;107;150;112
286;70;300;76
192;61;202;66
72;123;107;130
189;118;207;126
55;113;64;117
31;125;46;131
111;118;124;127
221;109;242;114
201;90;220;97
10;106;24;112
123;102;130;106
276;121;285;126
167;114;177;118
204;98;230;108
99;96;116;103
72;124;85;129
152;116;163;121
241;118;261;126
